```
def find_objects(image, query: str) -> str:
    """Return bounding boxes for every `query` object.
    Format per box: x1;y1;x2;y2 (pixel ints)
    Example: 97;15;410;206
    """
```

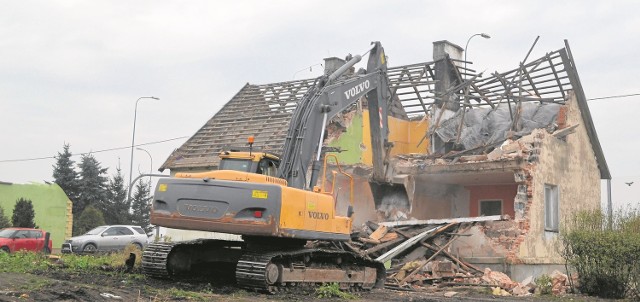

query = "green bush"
535;274;552;295
562;209;640;299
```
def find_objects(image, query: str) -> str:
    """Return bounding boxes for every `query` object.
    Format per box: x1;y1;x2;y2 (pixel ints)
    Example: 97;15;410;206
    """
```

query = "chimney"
323;57;347;76
432;40;463;62
432;40;464;112
431;40;464;154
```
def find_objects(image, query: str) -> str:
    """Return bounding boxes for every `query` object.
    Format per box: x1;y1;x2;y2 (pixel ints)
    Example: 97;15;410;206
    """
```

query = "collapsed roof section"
426;40;609;179
160;40;609;179
435;102;561;152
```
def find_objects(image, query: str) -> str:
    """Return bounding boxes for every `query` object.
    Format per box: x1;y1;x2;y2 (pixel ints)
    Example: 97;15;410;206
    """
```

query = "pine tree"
74;205;105;235
76;153;108;222
12;198;36;228
52;143;80;207
0;206;11;228
130;180;152;233
104;166;131;224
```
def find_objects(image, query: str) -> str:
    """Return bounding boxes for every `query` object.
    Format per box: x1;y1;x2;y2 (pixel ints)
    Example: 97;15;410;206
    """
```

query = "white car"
61;225;149;253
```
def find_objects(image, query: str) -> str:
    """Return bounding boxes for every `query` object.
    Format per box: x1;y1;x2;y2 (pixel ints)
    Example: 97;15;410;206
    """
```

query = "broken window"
479;200;502;216
545;184;559;232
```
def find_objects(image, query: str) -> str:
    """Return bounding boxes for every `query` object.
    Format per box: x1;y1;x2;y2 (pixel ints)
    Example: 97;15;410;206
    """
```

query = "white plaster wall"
518;91;601;263
451;186;471;217
410;175;459;219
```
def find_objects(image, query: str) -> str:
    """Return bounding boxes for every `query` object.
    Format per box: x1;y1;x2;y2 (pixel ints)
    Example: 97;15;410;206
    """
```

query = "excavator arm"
278;41;393;190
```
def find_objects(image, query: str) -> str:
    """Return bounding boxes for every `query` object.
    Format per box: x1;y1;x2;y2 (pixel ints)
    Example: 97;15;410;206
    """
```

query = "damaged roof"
160;41;610;179
430;41;609;179
159;61;442;171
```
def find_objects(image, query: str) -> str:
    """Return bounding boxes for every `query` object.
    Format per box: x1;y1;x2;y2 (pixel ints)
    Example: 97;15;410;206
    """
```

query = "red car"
0;228;52;254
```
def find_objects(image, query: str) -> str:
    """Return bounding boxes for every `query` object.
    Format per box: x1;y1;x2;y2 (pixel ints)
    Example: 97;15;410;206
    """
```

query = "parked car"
0;227;52;254
61;225;149;253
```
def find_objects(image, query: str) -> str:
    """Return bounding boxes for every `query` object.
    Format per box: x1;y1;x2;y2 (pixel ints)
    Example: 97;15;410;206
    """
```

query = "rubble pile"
345;221;484;290
329;219;574;297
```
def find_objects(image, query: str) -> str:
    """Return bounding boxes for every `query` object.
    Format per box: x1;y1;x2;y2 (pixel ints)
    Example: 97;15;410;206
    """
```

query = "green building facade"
0;182;72;249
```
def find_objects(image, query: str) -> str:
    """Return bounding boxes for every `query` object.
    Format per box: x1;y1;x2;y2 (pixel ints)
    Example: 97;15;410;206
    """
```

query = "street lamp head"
464;33;492;80
137;96;159;102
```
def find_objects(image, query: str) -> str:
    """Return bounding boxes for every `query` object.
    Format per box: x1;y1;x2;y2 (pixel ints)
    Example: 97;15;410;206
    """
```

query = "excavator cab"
217;136;280;176
218;151;280;175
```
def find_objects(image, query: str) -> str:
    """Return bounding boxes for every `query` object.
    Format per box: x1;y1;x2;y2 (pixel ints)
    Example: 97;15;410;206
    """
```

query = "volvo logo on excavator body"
344;80;370;100
308;211;329;220
184;204;218;214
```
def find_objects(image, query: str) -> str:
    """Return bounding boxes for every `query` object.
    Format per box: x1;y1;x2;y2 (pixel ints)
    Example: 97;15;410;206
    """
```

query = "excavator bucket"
368;181;412;220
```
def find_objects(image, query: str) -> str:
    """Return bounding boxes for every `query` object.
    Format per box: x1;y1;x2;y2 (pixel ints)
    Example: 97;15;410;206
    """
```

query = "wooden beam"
379;215;506;227
399;237;456;285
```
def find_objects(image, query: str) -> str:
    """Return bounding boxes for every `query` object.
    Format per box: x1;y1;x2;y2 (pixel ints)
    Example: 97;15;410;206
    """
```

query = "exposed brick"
556;106;568;129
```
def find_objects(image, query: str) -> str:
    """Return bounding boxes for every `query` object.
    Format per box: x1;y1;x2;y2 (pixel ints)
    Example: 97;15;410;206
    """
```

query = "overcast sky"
1;1;638;211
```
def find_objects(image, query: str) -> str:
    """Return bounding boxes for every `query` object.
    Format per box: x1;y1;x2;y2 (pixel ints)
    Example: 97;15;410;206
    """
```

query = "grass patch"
0;245;144;275
61;253;115;270
144;287;213;301
0;251;51;273
18;277;51;291
315;283;357;299
167;288;206;300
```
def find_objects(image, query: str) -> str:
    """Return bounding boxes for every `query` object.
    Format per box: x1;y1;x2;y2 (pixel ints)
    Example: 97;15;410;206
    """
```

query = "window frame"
258;158;279;176
478;199;503;216
219;158;252;172
544;184;560;232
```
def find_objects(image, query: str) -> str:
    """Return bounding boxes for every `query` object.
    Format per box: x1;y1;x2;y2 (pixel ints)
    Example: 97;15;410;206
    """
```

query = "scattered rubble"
550;270;571;295
318;217;573;297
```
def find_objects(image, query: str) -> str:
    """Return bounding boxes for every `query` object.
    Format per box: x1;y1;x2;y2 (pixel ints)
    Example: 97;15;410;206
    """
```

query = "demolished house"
159;39;609;283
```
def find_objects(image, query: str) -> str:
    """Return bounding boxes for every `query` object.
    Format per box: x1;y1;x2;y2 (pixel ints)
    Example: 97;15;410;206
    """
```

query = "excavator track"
142;239;244;280
236;252;278;292
236;248;384;294
141;242;176;279
143;240;385;293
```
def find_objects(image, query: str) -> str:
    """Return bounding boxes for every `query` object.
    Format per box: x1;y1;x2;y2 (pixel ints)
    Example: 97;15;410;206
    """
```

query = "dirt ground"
0;269;614;302
0;270;449;302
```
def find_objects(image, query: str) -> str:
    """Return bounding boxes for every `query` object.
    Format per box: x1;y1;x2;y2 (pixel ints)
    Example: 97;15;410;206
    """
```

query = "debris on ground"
313;217;573;297
550;270;570;295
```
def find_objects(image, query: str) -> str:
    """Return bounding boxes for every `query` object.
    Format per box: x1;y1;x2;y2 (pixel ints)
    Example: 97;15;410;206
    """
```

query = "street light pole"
136;147;153;189
464;33;491;79
129;96;159;195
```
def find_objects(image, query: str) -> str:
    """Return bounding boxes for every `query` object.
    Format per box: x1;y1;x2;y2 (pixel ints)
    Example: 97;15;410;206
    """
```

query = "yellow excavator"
142;42;404;292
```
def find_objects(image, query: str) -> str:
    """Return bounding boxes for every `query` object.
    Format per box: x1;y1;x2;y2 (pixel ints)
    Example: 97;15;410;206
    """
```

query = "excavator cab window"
219;158;252;172
257;158;278;176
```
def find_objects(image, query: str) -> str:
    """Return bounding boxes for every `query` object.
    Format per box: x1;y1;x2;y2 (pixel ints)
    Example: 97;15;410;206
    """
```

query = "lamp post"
136;147;153;188
464;33;491;79
129;96;159;194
